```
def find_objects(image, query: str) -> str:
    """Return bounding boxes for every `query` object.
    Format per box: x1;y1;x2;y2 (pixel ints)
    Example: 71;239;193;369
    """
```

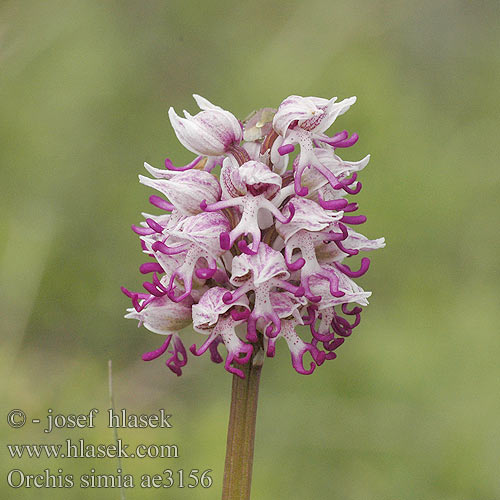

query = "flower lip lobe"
123;93;384;377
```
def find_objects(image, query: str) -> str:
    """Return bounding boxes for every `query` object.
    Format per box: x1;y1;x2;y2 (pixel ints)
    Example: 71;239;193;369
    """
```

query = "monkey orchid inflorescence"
123;94;384;379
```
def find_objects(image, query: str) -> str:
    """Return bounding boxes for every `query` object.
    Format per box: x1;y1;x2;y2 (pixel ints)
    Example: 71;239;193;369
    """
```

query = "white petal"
230;243;289;285
192;287;248;331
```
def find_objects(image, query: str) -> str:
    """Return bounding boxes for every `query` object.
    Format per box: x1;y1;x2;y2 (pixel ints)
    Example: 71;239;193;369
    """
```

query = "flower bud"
125;295;193;335
168;95;242;156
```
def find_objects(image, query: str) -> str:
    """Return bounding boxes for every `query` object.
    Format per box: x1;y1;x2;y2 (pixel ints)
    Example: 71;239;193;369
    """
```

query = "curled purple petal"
285;252;305;271
317;193;349;211
282;202;295;224
165;155;204;171
323;337;345;351
341;215;367;225
320;130;348;145
142;336;172;361
238;239;258;255
167;287;192;303
291;346;316;375
267;339;277;357
343;202;358;213
302;305;317;325
139;262;165;274
310;320;335;342
225;358;245;379
209;338;224;363
143;281;166;297
149;195;174;211
335;257;371;278
342;303;362;315
146;218;164;233
195;267;217;280
233;344;253;365
332;132;359;148
265;314;282;338
334;240;359;256
341;181;362;195
152;241;188;255
165;336;188;376
132;224;155;236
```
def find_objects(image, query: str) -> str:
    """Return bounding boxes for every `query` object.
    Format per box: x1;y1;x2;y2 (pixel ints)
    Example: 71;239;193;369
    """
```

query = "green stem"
221;351;263;500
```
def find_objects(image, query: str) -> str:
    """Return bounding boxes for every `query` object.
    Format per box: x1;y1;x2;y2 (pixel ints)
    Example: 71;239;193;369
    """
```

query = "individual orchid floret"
190;287;252;378
202;161;295;254
265;292;325;374
124;293;194;333
305;268;371;357
315;226;386;269
299;148;370;198
309;268;371;309
146;211;231;302
124;294;193;376
224;243;304;341
272;95;361;197
275;197;346;301
139;165;221;216
168;95;243;157
273;95;356;137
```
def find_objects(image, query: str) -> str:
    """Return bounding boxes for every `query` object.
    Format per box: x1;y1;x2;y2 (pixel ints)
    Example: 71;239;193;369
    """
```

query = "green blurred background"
1;1;499;498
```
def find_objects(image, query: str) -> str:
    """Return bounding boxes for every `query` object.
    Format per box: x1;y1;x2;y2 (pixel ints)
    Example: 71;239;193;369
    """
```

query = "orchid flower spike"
123;94;384;378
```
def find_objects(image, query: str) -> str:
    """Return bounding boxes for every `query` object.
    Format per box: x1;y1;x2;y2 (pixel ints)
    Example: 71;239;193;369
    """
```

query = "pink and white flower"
123;94;384;378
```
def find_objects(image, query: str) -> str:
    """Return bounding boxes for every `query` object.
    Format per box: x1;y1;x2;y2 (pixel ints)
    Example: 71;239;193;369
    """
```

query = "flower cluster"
123;94;384;378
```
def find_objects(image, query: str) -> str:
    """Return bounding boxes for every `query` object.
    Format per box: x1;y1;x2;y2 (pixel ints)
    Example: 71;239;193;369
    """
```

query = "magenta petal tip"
278;144;295;156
